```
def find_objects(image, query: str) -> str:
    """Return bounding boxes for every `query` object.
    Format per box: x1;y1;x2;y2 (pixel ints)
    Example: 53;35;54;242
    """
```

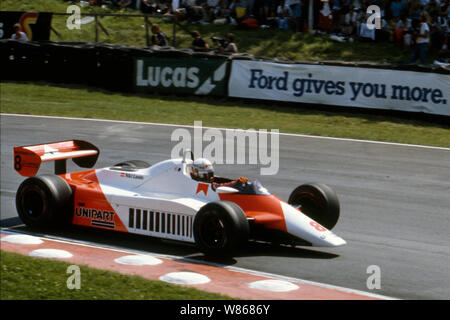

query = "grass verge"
1;81;449;148
0;250;233;300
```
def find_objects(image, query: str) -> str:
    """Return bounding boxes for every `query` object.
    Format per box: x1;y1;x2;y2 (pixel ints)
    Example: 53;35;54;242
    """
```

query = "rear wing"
14;140;100;177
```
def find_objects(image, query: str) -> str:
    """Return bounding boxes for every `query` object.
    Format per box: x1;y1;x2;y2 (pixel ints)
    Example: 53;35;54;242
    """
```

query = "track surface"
1;114;449;300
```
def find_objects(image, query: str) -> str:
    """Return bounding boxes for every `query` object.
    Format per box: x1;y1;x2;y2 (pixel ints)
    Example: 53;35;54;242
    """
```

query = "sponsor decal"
229;60;450;116
196;183;209;196
120;172;144;180
134;58;228;96
75;207;115;228
0;11;52;41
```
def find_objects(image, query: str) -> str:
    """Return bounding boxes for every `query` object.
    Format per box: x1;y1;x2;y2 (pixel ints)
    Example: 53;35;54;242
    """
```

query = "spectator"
289;0;303;32
440;0;450;17
430;10;448;48
141;0;159;14
331;0;343;34
408;0;423;20
390;0;407;19
395;13;412;45
318;0;334;33
201;0;221;22
191;30;210;51
437;19;449;55
151;24;168;46
11;23;28;41
276;2;291;30
410;12;431;63
215;32;238;53
341;5;359;37
262;0;277;25
183;0;206;22
116;0;133;9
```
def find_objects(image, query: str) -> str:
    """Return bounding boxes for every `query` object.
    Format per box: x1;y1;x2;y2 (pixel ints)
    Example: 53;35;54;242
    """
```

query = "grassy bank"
1;0;423;63
1;81;449;147
0;250;233;300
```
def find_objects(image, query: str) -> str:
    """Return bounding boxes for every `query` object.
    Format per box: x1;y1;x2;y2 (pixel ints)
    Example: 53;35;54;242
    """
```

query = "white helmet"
190;158;214;182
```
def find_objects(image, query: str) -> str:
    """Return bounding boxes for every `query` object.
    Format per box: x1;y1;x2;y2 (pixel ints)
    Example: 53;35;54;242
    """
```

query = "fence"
52;11;178;46
0;10;195;47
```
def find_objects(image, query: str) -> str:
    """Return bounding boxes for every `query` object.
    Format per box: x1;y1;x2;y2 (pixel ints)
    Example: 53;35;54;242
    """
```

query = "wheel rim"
22;189;45;219
199;212;227;249
294;195;323;221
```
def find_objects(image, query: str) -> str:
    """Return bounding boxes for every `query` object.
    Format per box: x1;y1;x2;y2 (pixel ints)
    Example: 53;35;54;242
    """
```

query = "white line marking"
2;113;449;151
0;227;398;300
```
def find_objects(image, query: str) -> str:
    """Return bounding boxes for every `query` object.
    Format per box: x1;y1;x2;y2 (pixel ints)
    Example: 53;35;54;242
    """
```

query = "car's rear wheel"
193;201;249;256
288;183;340;230
16;175;73;227
113;160;150;170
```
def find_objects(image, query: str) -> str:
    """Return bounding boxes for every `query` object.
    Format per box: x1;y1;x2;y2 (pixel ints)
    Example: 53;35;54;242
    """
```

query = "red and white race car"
14;140;346;255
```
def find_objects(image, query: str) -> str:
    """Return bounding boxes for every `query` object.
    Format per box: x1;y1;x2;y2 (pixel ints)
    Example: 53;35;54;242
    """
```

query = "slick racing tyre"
194;201;249;256
16;174;73;227
288;183;340;230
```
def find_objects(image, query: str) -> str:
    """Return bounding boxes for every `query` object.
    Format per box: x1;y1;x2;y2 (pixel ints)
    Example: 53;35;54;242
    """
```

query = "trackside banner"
0;11;52;41
228;60;450;116
134;57;228;96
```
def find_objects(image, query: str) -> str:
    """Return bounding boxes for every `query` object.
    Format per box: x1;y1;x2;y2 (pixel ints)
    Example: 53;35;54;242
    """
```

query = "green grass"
0;0;426;63
1;81;449;147
0;250;233;300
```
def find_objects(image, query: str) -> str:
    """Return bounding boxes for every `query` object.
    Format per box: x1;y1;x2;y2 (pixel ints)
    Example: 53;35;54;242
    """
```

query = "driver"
190;158;215;183
190;158;249;189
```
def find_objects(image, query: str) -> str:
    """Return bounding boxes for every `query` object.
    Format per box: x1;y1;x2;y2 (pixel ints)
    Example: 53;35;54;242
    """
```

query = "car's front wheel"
193;201;249;256
288;183;340;230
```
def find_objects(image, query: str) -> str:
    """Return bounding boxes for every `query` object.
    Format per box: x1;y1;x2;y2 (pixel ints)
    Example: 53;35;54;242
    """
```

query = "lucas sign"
228;60;450;116
134;57;228;96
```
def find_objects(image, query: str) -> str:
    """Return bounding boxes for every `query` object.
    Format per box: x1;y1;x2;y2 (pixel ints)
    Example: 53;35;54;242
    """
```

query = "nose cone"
280;202;346;247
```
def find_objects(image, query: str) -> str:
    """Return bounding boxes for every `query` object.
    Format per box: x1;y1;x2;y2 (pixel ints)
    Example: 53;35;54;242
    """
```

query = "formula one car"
14;140;346;255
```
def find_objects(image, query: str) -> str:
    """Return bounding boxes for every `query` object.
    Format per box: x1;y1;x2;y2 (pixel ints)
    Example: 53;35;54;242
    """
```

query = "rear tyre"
16;175;73;227
288;183;340;230
193;201;249;256
113;160;150;169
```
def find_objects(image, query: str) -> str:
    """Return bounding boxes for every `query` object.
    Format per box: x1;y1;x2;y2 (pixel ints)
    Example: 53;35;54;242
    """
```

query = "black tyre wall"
193;201;249;256
288;183;340;230
16;174;73;227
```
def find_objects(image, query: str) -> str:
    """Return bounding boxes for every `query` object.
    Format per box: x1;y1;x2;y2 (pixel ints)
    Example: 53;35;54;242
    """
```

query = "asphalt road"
1;114;449;300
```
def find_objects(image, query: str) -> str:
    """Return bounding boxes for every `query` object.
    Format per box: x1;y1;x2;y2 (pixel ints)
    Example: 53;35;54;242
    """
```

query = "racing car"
13;140;346;255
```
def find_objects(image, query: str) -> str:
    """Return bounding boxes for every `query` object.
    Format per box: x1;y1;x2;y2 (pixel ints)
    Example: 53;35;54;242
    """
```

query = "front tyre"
193;201;249;256
288;183;340;230
16;174;73;227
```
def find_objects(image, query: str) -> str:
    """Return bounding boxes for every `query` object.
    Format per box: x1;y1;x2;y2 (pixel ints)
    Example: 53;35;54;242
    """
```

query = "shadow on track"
4;223;340;268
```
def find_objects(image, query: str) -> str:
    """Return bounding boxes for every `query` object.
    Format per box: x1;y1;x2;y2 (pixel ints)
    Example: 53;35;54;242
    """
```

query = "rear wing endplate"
14;140;100;177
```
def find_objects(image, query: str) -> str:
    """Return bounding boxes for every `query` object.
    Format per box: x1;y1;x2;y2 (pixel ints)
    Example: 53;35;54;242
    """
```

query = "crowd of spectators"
74;0;450;63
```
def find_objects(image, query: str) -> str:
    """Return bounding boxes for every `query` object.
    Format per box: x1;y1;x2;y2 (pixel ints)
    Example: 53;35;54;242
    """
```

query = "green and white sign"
134;57;228;96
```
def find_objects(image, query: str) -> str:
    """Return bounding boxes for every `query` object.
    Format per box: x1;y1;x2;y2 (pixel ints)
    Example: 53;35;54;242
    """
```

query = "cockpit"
182;150;270;196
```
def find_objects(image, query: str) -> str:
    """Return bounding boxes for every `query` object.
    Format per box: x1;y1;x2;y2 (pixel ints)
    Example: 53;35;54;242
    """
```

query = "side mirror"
182;149;194;163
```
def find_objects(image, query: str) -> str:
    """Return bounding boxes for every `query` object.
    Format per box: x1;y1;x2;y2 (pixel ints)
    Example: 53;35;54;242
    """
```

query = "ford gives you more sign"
228;60;450;116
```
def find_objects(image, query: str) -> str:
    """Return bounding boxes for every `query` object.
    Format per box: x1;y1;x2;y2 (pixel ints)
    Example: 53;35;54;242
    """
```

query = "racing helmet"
190;158;214;182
